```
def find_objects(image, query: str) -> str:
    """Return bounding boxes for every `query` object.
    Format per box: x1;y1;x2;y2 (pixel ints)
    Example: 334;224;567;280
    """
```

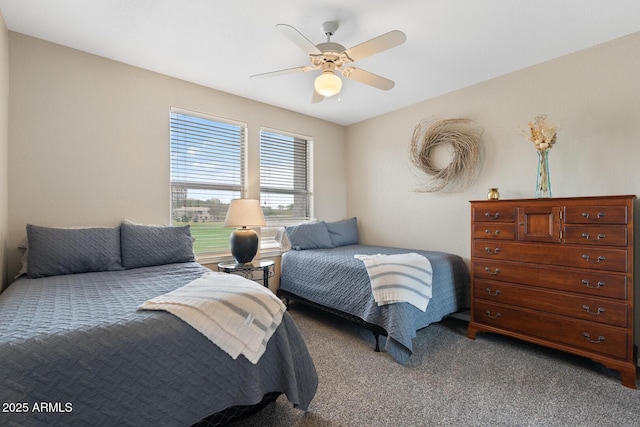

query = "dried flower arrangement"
410;118;482;192
526;115;557;151
524;114;557;198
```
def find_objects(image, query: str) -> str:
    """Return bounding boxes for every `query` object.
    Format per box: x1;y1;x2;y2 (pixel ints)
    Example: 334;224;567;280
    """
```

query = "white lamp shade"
223;199;266;227
314;71;342;97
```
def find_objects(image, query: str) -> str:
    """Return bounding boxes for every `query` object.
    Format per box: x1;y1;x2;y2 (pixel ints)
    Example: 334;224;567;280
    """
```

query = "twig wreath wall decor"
409;117;482;192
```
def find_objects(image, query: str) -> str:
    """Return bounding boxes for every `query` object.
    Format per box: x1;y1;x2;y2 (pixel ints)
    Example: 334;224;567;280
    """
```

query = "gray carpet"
233;303;640;426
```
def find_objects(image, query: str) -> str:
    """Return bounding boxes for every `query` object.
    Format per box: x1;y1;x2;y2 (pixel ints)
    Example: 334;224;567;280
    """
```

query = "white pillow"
275;227;292;251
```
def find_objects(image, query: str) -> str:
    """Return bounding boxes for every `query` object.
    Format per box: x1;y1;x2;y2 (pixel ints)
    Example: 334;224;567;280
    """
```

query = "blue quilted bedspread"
280;245;470;364
0;262;317;426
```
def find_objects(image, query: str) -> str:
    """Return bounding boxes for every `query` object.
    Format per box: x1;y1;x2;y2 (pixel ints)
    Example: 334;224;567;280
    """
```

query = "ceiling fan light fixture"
314;71;342;97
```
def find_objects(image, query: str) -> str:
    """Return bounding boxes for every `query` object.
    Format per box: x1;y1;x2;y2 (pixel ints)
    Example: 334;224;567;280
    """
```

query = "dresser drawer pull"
581;279;605;289
582;332;605;344
582;212;605;219
582;305;605;315
485;288;501;297
484;212;500;219
484;229;501;236
582;254;605;263
484;247;501;255
581;233;607;240
484;267;500;275
485;310;501;319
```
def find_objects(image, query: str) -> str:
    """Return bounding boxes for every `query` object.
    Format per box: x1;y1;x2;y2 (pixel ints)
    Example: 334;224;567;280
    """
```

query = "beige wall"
345;32;640;346
6;33;347;282
0;12;8;289
6;27;640;348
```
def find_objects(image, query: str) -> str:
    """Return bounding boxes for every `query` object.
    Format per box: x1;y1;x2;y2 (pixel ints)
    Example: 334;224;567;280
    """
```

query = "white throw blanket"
139;271;286;364
355;253;433;311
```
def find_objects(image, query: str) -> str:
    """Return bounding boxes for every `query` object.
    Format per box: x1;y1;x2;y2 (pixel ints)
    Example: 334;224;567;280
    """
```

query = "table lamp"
223;199;266;264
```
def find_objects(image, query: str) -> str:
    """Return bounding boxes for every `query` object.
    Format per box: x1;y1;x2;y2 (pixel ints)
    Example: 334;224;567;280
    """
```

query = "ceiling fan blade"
311;90;324;103
342;67;395;90
250;65;315;79
276;24;323;55
343;30;406;62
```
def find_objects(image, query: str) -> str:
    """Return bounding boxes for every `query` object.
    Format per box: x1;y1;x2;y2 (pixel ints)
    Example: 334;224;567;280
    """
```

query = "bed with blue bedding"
277;218;470;364
0;223;317;426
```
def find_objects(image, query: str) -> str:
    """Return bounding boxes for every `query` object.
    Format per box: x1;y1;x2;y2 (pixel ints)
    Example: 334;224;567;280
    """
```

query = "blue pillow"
285;221;334;250
326;217;359;247
26;224;123;278
121;223;195;269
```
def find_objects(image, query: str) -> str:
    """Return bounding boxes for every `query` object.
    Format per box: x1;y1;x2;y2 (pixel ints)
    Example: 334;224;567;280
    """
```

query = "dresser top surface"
470;194;636;204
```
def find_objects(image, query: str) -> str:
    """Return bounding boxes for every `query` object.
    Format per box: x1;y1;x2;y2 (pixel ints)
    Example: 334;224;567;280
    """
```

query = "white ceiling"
1;0;639;126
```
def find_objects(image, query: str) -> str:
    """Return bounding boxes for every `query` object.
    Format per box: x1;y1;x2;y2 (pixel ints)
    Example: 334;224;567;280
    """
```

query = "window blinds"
170;111;246;255
170;112;245;191
259;130;312;222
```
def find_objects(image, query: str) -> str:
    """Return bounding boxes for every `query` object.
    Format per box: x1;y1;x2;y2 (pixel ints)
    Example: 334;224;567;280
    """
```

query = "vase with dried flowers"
526;115;557;198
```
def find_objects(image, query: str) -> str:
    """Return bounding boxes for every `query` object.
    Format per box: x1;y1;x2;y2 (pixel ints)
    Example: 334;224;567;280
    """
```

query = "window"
260;129;313;247
170;109;247;255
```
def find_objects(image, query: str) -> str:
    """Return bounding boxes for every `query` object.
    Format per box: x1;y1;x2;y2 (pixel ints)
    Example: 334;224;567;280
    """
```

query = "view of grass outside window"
170;112;312;256
171;189;242;254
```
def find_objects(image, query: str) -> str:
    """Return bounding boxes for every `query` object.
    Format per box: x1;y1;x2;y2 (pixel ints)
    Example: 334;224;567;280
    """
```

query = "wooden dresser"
468;195;636;388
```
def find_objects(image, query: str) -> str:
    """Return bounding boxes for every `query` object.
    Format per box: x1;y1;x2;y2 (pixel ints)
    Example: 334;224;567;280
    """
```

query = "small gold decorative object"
487;188;500;200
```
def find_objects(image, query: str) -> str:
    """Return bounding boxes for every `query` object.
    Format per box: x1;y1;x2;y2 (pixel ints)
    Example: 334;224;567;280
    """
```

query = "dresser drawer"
472;260;628;299
473;223;515;240
563;226;627;247
472;206;516;222
473;300;628;358
564;205;628;225
474;279;628;327
473;240;628;272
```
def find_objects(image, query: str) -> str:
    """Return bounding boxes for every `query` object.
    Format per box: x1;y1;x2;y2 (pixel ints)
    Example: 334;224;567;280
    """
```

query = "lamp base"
230;227;258;264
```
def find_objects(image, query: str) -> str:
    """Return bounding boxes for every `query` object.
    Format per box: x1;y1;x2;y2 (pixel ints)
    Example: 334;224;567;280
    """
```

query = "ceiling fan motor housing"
310;49;349;68
314;22;350;68
315;42;346;53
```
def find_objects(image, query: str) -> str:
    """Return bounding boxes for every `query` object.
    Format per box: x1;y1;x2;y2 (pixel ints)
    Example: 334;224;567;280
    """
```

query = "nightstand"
217;259;275;288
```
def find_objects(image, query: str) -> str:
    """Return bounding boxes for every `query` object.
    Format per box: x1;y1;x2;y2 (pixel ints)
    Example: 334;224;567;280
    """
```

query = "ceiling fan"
251;21;406;103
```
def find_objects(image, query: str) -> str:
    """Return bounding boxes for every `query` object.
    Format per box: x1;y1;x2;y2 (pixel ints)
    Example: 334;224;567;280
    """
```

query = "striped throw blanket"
355;253;433;311
139;271;286;364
